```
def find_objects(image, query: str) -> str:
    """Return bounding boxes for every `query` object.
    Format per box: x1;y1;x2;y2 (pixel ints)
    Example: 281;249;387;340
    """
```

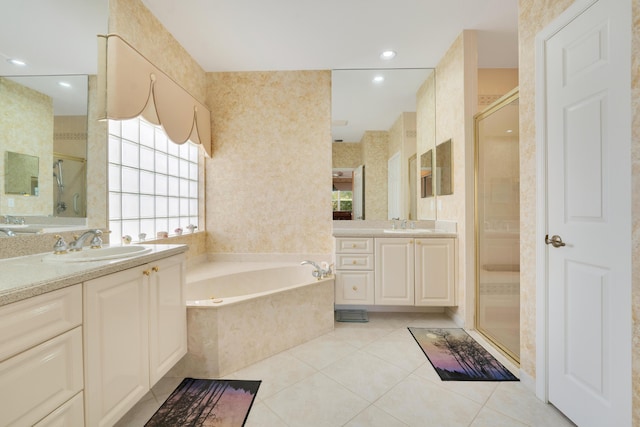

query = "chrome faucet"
401;219;408;229
301;260;333;279
68;229;103;251
0;228;16;237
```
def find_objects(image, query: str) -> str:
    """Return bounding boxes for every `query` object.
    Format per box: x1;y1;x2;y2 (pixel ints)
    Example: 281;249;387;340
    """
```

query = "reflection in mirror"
331;68;435;221
5;152;39;196
420;149;433;198
0;75;88;218
436;139;453;196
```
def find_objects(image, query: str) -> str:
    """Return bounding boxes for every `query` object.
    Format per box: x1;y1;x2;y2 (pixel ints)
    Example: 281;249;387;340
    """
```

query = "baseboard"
334;305;445;313
444;307;465;327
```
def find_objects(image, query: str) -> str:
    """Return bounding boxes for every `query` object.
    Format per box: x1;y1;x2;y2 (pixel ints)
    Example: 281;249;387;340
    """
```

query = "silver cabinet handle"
545;234;566;248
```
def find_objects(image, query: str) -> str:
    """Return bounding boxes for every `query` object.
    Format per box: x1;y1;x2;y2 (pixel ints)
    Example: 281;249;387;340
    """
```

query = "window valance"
97;34;211;157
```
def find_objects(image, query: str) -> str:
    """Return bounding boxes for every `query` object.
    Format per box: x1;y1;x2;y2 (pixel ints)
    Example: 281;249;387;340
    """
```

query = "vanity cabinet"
84;254;186;427
334;237;375;304
374;238;415;305
0;285;84;426
375;237;456;306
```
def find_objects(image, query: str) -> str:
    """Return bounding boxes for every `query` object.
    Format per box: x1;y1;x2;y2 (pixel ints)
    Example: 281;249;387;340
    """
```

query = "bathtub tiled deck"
116;312;576;427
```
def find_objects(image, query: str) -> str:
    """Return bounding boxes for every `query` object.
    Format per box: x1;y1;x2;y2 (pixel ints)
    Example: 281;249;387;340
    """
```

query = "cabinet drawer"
34;392;84;427
335;237;373;253
335;271;374;305
0;285;82;362
0;327;83;427
336;254;374;270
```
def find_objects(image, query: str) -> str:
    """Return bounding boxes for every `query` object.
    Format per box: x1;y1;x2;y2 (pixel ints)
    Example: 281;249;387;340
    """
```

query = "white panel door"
375;238;414;305
545;0;631;425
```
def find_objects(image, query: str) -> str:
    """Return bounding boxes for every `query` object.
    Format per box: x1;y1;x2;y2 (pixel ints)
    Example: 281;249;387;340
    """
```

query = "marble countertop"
0;244;188;307
332;228;457;238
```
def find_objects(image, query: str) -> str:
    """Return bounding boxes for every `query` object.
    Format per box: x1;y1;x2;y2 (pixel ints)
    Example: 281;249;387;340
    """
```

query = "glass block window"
108;117;199;241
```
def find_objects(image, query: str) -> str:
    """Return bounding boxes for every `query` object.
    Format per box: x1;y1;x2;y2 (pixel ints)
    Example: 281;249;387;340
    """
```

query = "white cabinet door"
415;238;455;306
375;238;414;305
149;254;187;386
84;267;149;427
335;271;374;305
0;328;83;427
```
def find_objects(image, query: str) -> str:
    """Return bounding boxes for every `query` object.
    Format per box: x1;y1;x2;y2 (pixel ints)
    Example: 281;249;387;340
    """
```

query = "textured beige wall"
109;0;207;104
86;75;108;229
205;71;332;255
0;77;53;215
361;131;389;220
417;73;437;220
433;31;478;325
54;116;87;158
517;0;574;383
632;0;640;422
332;142;362;168
478;68;519;108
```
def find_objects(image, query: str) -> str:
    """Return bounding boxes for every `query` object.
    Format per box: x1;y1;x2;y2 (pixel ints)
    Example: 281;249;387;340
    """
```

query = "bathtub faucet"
301;260;333;280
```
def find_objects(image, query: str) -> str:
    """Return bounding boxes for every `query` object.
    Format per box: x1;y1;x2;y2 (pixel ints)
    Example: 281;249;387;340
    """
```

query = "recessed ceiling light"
380;50;396;60
7;58;26;67
372;75;385;84
58;81;72;88
506;129;513;133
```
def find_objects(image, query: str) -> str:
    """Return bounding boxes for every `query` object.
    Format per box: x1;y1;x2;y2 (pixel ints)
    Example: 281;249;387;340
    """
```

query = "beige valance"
97;34;211;157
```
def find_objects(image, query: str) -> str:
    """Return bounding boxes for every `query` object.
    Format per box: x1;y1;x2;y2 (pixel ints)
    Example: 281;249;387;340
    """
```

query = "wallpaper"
205;70;333;256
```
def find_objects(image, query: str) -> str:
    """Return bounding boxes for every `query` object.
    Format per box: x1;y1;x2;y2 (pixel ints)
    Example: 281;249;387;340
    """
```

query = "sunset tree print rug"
408;327;519;381
145;378;261;426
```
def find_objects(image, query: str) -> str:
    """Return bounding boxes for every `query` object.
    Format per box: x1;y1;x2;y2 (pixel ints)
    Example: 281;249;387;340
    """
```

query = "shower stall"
474;89;520;362
53;153;86;217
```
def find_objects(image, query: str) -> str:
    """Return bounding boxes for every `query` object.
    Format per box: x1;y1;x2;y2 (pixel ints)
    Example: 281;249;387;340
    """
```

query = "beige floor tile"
329;326;394;348
344;405;409;427
374;374;482;427
362;328;427;372
322;350;408;402
244;401;289;427
228;351;316;399
469;406;528;427
485;382;577;426
113;392;161;427
263;372;369;427
412;363;499;405
287;334;358;369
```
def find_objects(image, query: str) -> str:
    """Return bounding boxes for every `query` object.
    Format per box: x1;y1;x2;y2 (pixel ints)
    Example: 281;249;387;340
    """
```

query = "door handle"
545;234;566;248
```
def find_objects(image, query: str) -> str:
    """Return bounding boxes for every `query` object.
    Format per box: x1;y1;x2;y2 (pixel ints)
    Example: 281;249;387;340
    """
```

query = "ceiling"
1;0;518;137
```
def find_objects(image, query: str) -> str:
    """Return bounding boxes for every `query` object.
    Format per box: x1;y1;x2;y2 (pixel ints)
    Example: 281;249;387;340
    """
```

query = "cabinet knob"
416;241;421;245
152;266;160;272
352;286;358;291
409;240;414;244
352;260;357;264
142;269;151;276
351;243;356;248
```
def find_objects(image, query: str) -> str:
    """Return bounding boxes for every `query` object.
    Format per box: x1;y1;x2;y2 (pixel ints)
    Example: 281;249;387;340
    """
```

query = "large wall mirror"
331;68;436;221
1;75;89;217
0;0;108;229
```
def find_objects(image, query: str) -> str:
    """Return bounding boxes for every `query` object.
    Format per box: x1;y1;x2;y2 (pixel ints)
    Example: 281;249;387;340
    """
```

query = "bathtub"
170;262;335;378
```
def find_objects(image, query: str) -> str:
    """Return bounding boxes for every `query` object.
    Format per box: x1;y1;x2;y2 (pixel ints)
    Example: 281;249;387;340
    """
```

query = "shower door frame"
473;88;520;364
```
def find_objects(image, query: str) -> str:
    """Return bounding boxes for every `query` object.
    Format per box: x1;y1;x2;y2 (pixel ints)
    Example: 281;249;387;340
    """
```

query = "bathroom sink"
42;245;152;262
383;229;437;234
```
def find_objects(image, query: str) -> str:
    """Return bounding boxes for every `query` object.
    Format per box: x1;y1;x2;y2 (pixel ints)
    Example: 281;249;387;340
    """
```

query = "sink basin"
383;229;436;234
43;245;152;262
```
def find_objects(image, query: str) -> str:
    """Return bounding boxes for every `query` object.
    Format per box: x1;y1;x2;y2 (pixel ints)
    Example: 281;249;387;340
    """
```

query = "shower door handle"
545;234;566;248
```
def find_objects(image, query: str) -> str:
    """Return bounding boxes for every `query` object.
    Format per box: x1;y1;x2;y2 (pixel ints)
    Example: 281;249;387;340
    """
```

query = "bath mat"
335;309;369;322
408;327;518;381
145;378;261;427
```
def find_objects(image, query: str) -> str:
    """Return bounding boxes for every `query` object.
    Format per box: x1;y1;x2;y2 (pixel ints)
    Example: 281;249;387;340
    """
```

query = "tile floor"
116;312;576;427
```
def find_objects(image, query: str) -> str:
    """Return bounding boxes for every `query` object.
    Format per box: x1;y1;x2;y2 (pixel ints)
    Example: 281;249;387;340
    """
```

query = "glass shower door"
475;90;520;362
